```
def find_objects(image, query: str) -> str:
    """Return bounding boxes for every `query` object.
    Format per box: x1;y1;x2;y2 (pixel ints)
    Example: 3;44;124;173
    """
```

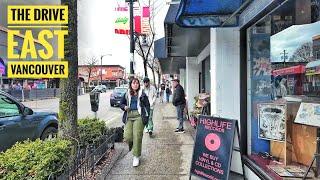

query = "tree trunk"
59;0;78;140
152;68;156;89
157;71;161;89
143;59;148;77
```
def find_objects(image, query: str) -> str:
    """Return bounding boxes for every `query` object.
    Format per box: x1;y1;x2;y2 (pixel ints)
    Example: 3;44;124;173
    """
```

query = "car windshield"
114;88;127;93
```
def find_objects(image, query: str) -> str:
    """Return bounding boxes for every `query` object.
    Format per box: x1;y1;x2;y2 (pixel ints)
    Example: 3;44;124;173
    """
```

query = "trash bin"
90;91;100;112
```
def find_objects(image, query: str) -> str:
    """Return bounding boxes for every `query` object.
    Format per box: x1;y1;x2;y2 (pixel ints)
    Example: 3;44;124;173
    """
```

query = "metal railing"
53;134;115;180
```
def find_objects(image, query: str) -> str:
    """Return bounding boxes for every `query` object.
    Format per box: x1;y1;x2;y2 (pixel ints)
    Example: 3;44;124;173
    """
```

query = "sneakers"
148;131;153;136
175;129;185;133
133;156;140;167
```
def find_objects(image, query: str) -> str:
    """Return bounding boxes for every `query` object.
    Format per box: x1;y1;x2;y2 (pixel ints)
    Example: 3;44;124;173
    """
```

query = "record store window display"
247;0;320;178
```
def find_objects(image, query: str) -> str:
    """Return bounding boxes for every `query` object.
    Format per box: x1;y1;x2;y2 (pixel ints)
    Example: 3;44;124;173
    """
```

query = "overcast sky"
78;0;168;76
271;21;320;62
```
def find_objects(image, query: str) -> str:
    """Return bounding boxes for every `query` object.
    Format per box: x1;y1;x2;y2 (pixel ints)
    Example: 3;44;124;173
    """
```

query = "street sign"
189;115;245;180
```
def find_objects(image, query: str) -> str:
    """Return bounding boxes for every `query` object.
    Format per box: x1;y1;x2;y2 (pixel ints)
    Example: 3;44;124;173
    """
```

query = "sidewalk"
104;102;195;180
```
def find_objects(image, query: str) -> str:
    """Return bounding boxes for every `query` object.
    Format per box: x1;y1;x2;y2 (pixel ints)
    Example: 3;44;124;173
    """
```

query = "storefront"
241;0;320;179
305;59;320;96
272;65;306;95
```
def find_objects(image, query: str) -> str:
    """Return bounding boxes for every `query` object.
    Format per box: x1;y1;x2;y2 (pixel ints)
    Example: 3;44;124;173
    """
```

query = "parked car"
110;87;128;107
0;90;58;152
92;85;107;93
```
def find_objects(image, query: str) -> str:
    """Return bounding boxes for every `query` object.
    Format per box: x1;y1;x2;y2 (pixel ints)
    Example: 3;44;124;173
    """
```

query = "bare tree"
146;44;161;88
84;56;99;85
134;0;158;77
289;42;313;62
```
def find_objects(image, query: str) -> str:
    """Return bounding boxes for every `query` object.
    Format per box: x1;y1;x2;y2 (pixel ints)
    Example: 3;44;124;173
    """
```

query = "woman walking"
120;78;150;167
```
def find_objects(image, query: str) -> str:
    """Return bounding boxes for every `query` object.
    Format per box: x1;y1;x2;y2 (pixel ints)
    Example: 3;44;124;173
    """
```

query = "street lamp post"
129;0;135;78
100;54;112;85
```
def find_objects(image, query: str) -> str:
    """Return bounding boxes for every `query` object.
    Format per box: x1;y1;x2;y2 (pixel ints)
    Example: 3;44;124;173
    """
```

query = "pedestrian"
160;82;165;103
142;77;157;136
165;84;171;103
171;79;186;133
120;77;150;167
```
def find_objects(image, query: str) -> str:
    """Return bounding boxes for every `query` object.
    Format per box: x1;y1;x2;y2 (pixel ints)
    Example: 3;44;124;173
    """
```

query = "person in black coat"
120;77;150;167
171;78;186;133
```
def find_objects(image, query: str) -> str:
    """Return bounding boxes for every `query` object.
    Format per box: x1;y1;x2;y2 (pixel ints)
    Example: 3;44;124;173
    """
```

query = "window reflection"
247;0;320;178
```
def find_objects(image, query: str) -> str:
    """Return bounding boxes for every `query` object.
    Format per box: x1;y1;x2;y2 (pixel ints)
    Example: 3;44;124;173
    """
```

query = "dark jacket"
172;84;186;106
120;90;150;125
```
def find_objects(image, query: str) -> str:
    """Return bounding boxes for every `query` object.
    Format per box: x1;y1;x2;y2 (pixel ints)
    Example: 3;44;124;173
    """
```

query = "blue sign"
176;0;243;27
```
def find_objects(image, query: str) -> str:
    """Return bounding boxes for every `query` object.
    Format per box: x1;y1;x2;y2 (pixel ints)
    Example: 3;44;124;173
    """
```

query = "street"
22;90;124;128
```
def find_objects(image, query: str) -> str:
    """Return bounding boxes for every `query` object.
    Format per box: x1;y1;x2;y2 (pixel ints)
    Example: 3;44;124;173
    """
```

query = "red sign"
272;65;305;76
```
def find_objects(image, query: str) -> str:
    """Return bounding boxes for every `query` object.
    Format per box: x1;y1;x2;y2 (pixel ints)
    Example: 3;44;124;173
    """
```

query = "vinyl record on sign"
204;133;221;151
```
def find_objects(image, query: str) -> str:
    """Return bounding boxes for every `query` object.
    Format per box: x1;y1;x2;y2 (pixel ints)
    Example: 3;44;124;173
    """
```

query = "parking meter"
90;91;100;112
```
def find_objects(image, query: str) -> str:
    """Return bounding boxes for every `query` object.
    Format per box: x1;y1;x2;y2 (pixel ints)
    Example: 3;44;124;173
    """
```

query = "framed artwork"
294;103;320;127
258;103;286;142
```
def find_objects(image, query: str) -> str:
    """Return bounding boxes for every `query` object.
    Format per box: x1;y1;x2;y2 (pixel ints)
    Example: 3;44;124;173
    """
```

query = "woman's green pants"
124;111;144;157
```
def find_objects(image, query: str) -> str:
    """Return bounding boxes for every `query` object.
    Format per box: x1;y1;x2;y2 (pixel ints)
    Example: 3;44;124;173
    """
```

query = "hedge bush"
0;139;71;180
78;118;108;146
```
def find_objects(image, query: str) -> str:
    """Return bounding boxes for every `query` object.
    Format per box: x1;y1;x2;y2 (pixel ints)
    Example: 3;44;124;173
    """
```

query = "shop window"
247;0;320;179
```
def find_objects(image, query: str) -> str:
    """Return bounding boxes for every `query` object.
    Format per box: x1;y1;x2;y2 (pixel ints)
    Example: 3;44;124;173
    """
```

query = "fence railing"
53;134;115;180
2;88;86;101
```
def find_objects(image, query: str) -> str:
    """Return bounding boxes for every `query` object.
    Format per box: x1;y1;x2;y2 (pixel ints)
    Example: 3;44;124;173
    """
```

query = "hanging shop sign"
114;2;141;35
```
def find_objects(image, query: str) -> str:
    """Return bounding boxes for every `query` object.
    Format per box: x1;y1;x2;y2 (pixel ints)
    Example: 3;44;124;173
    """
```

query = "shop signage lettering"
115;17;128;24
306;66;320;75
190;115;240;180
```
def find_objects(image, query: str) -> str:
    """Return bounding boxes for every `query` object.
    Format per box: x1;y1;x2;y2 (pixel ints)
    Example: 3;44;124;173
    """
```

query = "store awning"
154;38;167;59
306;60;320;69
154;37;186;74
272;65;305;76
175;0;244;27
165;4;210;57
159;57;186;75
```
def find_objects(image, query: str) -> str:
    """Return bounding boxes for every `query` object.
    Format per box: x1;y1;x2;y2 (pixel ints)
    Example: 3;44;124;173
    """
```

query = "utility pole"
129;0;135;78
280;50;288;67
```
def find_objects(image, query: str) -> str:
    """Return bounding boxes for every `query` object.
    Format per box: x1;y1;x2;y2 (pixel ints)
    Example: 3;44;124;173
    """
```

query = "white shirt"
143;85;157;109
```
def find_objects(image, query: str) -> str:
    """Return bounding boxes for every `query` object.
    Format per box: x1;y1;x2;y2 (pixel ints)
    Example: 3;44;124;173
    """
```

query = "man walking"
143;77;157;136
171;79;186;133
160;82;165;103
165;84;171;103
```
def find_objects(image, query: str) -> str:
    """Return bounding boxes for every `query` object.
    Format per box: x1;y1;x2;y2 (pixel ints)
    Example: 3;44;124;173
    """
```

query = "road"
22;90;124;128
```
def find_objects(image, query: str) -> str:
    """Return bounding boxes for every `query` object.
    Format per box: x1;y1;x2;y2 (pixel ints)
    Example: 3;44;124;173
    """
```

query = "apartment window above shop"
246;0;320;179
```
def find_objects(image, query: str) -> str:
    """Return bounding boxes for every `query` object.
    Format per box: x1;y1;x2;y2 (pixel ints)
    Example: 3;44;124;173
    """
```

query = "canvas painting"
295;103;320;127
258;103;286;141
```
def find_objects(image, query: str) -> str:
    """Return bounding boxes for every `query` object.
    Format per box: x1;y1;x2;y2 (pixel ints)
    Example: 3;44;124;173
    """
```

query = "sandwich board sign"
189;115;244;180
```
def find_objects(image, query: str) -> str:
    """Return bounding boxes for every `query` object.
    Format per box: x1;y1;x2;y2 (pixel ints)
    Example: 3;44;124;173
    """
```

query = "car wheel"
111;103;114;107
40;127;58;140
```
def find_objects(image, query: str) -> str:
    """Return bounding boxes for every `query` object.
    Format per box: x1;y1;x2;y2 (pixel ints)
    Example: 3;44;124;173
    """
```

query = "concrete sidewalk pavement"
104;103;195;180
